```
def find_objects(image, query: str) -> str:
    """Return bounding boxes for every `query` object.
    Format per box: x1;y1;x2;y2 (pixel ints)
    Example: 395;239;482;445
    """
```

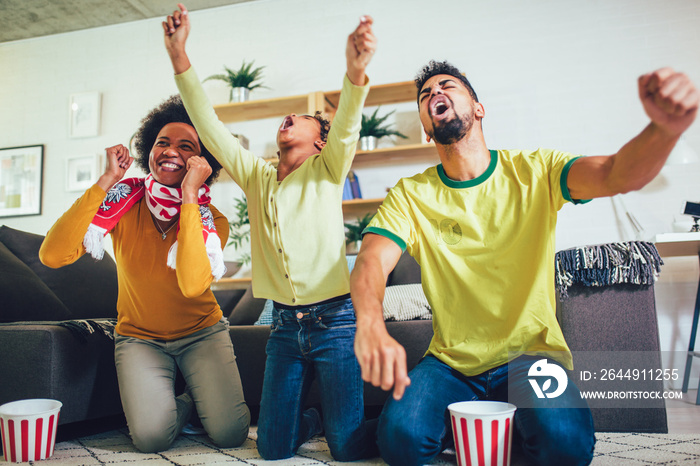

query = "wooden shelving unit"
323;81;416;112
354;143;438;165
342;197;384;216
214;92;325;123
262;143;437;168
214;80;430;218
211;277;252;291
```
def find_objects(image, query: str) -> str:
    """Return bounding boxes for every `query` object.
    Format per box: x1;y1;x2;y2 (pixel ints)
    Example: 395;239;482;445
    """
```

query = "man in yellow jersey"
163;3;379;461
351;60;698;466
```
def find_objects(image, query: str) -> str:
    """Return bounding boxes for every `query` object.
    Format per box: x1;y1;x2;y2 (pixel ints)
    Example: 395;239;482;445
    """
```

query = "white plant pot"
233;262;252;278
231;87;250;103
359;136;378;151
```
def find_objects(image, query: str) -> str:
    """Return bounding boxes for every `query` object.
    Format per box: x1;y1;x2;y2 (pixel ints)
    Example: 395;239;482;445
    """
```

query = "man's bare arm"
568;67;698;200
351;233;411;400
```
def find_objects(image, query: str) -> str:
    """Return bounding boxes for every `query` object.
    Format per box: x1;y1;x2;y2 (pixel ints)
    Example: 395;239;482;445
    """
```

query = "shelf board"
354;143;438;164
342;197;384;215
214;94;313;123
261;143;437;168
324;81;416;112
211;277;252;291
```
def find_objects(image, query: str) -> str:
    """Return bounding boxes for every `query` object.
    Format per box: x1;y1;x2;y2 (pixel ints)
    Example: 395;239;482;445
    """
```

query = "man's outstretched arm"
567;67;699;200
351;233;411;400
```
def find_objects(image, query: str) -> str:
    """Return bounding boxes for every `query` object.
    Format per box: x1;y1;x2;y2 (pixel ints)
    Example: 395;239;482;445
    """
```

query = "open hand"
346;15;376;86
639;68;699;137
181;156;211;203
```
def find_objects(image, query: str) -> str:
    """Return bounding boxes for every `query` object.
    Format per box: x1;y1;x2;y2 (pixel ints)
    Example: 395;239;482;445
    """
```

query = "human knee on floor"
326;436;367;462
520;411;595;466
130;429;173;453
376;414;438;466
207;420;250;449
257;436;295;461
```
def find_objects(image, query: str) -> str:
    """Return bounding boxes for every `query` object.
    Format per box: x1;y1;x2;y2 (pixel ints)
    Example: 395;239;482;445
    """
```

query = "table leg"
681;252;700;401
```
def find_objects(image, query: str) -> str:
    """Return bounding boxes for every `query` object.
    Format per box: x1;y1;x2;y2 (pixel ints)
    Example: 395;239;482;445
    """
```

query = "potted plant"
204;60;268;102
226;197;251;276
344;213;375;254
359;107;408;151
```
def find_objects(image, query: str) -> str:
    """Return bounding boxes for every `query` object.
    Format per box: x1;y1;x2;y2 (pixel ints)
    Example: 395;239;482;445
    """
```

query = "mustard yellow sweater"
40;184;229;340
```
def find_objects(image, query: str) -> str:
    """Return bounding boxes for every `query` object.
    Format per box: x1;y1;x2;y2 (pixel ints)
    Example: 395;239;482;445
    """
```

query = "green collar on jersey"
437;149;498;189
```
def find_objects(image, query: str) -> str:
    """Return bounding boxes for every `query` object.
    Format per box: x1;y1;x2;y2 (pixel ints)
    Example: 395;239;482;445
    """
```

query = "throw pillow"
0;225;118;319
254;299;275;326
383;283;432;321
0;241;73;322
228;286;267;325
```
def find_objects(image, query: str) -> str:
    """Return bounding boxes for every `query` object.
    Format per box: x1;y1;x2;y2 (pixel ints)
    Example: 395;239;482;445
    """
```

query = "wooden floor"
666;389;700;433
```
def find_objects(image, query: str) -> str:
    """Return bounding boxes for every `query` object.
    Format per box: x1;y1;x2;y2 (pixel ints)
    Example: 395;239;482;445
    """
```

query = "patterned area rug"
11;427;700;465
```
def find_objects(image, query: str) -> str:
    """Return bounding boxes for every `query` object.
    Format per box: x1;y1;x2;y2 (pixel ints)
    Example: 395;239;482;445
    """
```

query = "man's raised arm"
567;67;699;201
351;233;411;400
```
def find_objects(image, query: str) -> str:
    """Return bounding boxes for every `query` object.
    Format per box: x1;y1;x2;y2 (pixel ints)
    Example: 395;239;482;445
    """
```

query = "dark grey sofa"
0;224;667;438
0;225;122;426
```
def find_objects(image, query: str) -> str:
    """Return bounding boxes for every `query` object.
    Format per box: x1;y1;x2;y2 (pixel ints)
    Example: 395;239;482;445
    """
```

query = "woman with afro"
40;95;250;453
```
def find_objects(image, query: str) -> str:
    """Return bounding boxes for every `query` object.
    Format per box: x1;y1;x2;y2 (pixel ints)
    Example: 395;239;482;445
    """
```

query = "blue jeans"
257;298;378;461
377;354;595;466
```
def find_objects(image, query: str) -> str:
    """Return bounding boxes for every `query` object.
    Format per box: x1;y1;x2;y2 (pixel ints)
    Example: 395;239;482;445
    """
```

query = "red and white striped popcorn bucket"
0;399;62;463
448;401;517;466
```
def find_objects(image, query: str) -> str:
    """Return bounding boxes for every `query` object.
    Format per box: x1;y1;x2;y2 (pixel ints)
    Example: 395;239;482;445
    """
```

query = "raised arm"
345;16;376;87
319;17;375;182
163;3;261;190
567;68;699;200
40;145;133;267
351;233;411;400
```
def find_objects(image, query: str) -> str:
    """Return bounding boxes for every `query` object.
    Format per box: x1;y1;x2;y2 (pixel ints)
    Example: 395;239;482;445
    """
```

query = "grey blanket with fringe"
57;319;116;343
555;241;663;299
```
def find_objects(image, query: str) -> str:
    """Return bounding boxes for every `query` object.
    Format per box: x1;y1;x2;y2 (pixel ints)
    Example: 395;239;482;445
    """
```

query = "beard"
430;111;473;145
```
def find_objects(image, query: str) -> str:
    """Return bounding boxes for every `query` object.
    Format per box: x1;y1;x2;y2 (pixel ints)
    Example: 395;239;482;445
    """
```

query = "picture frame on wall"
0;145;44;218
66;154;100;192
69;91;101;138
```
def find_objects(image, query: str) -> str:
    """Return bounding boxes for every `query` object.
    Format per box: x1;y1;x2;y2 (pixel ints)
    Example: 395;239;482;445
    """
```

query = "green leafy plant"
204;60;268;101
227;197;251;265
344;213;375;246
360;107;408;140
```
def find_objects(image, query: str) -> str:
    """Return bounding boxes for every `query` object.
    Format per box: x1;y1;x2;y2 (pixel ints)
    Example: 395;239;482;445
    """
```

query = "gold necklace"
154;218;178;240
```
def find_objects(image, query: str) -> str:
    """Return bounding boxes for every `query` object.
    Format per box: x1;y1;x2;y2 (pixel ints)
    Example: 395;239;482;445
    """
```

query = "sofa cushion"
0;226;118;319
0;241;73;322
387;252;421;286
228;286;266;325
254;300;274;326
383;284;432;321
213;289;247;319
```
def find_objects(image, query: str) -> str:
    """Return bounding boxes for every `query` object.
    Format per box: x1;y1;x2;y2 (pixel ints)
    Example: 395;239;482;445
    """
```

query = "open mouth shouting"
430;95;452;121
280;115;294;131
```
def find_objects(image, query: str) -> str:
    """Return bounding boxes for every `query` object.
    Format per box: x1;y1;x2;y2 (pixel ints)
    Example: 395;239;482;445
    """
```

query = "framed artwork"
69;91;101;138
66;154;100;192
0;145;44;218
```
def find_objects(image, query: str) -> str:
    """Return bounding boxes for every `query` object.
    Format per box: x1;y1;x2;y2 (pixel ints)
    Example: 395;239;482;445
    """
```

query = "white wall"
2;0;699;388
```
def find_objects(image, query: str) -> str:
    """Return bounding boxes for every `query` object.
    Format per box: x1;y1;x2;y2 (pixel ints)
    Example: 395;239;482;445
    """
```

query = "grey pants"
114;318;250;453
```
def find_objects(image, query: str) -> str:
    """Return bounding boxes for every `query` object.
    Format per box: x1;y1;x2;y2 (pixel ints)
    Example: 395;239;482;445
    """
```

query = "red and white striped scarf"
83;174;226;279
